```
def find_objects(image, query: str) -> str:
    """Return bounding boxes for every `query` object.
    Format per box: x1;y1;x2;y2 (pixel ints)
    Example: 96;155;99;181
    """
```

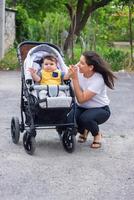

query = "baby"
29;54;70;85
29;54;72;104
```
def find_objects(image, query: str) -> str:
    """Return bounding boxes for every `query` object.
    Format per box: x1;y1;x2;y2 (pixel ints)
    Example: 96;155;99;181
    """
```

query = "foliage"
15;5;44;43
65;44;129;71
28;19;44;41
6;0;67;20
0;44;130;71
15;5;29;42
4;0;133;71
0;48;19;70
97;46;129;71
81;4;134;47
7;0;133;49
43;12;69;46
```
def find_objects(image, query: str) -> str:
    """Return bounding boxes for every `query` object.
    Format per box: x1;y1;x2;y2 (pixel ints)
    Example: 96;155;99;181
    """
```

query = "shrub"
16;6;44;43
97;47;129;71
0;48;19;70
43;12;69;46
65;45;129;71
28;18;44;41
16;5;29;42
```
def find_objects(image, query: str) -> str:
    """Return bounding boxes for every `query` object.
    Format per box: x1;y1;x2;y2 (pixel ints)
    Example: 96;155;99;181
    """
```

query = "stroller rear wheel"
56;126;65;140
23;131;36;155
62;128;76;153
11;117;20;144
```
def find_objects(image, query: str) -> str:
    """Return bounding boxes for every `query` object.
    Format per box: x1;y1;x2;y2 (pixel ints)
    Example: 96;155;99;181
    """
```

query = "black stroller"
11;41;77;155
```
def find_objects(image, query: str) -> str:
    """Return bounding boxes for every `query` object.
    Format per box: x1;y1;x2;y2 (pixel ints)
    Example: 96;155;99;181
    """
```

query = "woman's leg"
79;106;110;136
67;105;88;142
79;106;111;148
91;132;102;148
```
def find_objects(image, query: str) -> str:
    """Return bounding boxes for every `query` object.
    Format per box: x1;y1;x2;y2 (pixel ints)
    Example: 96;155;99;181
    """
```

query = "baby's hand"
28;67;37;75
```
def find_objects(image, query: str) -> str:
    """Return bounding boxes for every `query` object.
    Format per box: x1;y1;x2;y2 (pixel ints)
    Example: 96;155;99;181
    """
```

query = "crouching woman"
68;51;116;149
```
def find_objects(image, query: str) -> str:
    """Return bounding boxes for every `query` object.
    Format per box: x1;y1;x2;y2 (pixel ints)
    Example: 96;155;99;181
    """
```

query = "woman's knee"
97;109;111;124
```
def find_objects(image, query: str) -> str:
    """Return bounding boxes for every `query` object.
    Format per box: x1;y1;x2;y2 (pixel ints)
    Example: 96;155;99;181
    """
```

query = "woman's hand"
68;65;78;80
69;64;96;104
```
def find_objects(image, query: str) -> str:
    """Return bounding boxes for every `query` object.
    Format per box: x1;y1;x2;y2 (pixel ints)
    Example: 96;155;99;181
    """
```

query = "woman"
68;51;116;148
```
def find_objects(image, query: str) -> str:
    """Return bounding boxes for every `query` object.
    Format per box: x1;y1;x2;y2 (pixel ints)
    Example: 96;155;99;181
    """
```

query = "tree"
6;0;132;55
63;0;114;53
63;0;131;54
6;0;64;20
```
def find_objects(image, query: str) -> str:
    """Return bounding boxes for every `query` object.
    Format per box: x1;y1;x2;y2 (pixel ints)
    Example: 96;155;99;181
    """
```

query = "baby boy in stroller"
29;54;71;107
11;41;77;155
29;54;70;85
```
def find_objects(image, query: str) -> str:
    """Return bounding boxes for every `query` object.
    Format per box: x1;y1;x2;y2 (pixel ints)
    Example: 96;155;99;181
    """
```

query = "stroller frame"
11;41;77;155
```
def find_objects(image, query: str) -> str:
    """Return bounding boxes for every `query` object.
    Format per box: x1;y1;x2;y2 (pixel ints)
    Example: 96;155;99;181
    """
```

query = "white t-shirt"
76;71;110;108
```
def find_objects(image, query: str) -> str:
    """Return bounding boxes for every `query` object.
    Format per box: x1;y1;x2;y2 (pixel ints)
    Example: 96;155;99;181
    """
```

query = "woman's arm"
69;66;96;104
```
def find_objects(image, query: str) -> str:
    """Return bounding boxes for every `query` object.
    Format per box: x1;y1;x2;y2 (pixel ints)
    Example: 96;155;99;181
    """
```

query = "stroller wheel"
11;117;20;144
56;127;64;140
62;128;76;153
23;131;36;155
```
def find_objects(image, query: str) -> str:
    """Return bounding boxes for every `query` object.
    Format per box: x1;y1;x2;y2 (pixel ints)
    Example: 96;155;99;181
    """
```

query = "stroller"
11;41;77;155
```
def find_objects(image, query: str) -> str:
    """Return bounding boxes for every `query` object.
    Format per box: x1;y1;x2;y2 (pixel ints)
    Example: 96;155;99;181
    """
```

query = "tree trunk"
63;0;113;54
63;4;76;57
63;28;73;54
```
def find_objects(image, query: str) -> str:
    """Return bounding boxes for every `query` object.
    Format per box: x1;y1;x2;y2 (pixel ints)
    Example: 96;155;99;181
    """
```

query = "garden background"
0;0;133;71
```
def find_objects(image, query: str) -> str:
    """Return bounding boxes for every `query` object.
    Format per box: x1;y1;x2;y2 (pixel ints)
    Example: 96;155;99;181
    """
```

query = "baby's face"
43;59;57;72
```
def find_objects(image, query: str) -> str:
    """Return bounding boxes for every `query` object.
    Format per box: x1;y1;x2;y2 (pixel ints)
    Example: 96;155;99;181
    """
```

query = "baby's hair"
43;55;57;63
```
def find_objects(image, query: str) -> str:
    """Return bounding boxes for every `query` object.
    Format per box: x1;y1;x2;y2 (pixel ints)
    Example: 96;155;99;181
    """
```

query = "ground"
0;70;134;200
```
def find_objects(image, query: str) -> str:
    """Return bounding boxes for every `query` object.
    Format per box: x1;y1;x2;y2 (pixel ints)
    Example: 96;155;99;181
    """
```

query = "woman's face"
77;55;93;75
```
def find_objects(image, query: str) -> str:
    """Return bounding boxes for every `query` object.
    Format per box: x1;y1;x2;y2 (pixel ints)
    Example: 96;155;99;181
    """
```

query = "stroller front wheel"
11;117;20;144
23;131;36;155
62;128;76;153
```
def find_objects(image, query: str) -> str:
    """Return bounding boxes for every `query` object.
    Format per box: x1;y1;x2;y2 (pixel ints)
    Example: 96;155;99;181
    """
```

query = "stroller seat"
24;43;72;109
37;85;72;109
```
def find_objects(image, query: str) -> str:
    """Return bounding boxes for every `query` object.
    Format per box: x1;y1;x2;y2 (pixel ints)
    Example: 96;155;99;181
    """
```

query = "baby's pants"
68;104;111;136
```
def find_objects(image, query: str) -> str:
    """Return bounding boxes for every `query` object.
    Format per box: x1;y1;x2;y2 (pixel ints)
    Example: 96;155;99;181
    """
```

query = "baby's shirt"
40;69;64;85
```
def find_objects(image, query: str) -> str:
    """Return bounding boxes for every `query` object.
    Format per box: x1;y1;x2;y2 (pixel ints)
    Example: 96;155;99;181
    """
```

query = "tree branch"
65;3;73;20
75;0;113;35
76;0;84;25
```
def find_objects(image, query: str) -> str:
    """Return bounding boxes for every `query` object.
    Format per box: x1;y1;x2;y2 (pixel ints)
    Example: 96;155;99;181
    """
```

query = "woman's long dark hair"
82;51;117;89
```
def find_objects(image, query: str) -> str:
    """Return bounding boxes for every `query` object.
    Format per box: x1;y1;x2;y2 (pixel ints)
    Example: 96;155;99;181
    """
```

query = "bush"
97;47;129;71
43;12;69;46
0;48;19;70
64;45;129;71
28;19;44;41
16;6;44;43
16;5;29;42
